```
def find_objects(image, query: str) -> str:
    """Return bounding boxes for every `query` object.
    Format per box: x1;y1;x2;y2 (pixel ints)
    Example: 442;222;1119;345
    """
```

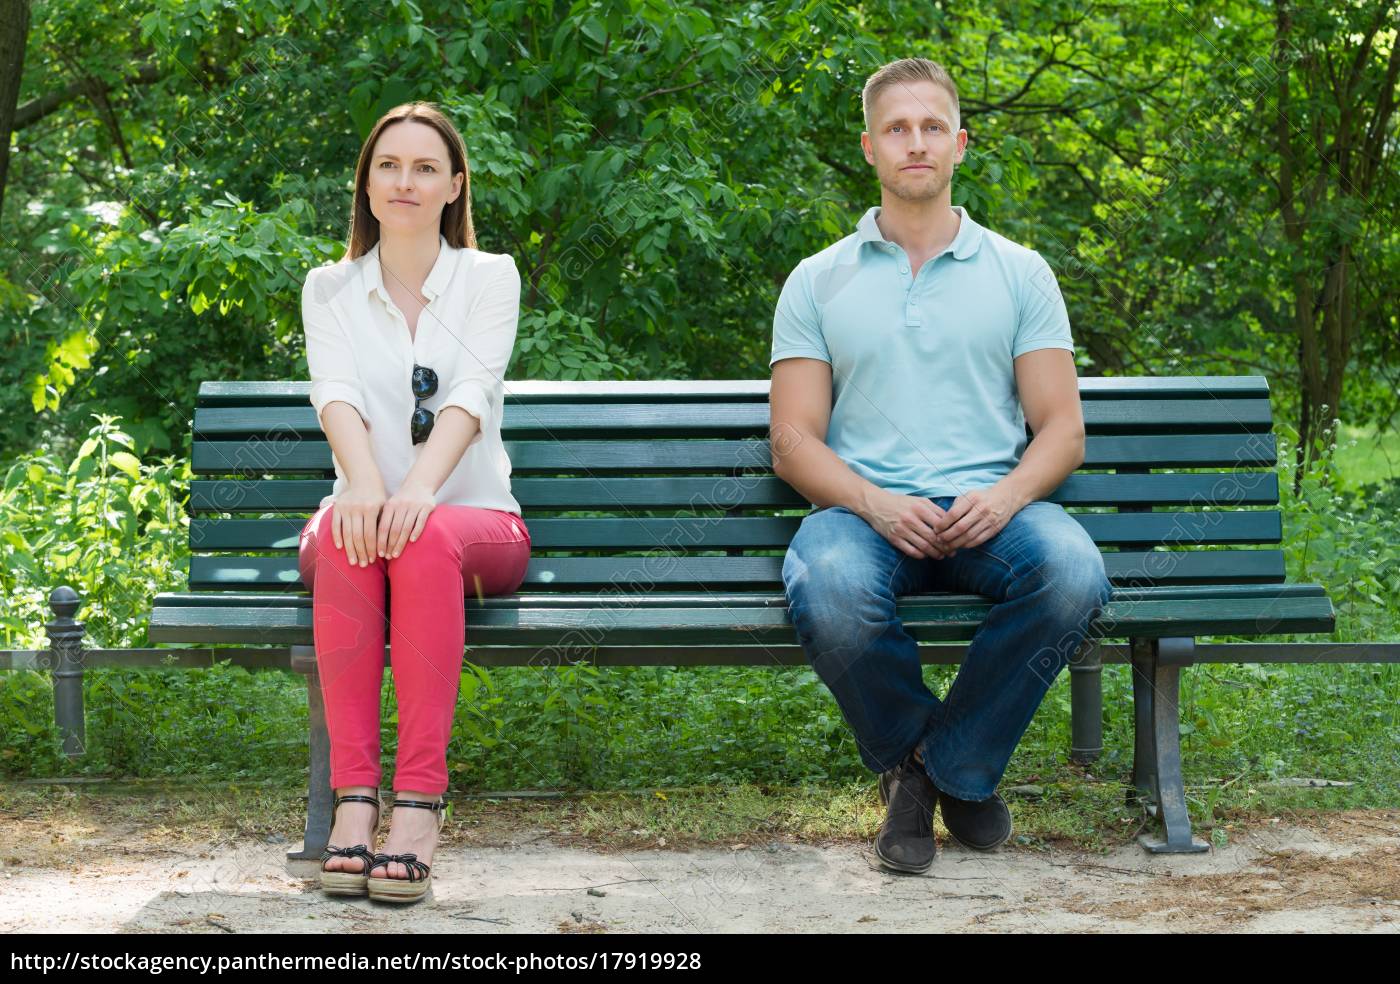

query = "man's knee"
784;541;890;612
1034;547;1111;620
783;545;896;667
1016;553;1110;686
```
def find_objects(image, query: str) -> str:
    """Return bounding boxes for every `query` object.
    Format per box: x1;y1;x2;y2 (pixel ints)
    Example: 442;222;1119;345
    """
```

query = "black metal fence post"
46;585;87;758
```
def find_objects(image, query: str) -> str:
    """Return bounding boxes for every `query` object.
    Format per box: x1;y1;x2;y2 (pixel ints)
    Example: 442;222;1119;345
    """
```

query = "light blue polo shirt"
769;205;1075;502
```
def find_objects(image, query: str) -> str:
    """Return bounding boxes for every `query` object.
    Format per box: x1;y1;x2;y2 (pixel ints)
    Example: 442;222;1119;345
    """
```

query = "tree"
0;0;32;225
1271;0;1400;487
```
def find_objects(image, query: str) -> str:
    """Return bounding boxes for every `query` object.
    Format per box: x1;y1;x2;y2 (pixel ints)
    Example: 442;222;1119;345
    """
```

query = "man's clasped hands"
865;483;1027;560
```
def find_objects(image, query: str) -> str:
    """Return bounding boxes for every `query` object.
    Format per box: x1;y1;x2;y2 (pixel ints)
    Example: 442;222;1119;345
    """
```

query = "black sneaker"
937;788;1013;851
873;751;938;874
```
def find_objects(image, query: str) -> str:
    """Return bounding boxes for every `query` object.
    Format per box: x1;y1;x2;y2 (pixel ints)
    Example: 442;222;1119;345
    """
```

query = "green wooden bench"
144;375;1337;857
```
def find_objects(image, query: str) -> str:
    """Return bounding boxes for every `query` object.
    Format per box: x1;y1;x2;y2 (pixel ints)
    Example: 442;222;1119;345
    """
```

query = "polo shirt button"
899;265;909;274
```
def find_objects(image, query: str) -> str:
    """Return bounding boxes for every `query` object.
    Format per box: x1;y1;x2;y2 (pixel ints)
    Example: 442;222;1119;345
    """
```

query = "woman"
297;101;531;904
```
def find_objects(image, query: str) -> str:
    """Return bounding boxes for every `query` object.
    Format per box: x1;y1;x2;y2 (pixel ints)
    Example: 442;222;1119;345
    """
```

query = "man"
769;57;1113;875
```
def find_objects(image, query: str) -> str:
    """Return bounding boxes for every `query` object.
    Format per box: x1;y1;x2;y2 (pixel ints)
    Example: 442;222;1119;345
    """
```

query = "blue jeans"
782;496;1113;801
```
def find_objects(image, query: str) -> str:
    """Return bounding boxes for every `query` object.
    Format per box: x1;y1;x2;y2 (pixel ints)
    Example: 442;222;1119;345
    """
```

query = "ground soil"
1;786;1396;933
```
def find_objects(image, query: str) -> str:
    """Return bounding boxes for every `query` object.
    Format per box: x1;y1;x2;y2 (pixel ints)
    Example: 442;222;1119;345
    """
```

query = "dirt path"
2;794;1397;933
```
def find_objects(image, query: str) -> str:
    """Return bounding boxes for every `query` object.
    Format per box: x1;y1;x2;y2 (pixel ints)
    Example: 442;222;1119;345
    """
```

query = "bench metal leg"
1068;641;1103;764
1129;636;1209;854
287;644;333;862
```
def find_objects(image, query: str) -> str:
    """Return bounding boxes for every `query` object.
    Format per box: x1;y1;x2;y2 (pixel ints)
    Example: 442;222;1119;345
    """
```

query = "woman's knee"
298;506;350;586
385;511;457;575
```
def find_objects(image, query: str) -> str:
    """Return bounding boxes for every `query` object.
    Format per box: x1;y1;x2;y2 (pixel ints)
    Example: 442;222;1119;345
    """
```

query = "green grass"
1;655;1396;848
1334;422;1400;490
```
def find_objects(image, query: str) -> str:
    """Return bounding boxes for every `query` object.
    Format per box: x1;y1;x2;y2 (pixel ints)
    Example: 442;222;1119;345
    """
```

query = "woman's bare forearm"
400;405;479;496
321;401;384;490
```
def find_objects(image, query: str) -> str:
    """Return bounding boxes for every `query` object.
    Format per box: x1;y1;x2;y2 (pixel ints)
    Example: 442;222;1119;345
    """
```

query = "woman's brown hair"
343;101;477;260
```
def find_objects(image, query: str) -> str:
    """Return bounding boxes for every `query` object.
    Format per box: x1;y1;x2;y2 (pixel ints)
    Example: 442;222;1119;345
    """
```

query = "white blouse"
301;234;523;516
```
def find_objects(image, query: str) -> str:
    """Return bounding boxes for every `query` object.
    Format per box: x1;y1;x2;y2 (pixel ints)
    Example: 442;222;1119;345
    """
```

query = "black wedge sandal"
366;797;446;904
319;789;383;897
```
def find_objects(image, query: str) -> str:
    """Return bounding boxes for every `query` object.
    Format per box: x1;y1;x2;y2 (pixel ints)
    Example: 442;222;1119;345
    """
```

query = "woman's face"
366;120;463;233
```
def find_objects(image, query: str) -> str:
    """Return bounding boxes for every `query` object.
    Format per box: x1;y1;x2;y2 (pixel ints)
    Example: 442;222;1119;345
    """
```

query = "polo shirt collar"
363;233;456;302
856;204;984;260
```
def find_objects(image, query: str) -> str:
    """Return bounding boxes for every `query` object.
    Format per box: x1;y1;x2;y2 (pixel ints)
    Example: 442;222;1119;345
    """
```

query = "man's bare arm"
769;358;876;513
996;347;1085;510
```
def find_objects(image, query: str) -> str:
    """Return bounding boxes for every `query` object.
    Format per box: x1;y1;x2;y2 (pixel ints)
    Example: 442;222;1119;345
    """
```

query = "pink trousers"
297;502;531;794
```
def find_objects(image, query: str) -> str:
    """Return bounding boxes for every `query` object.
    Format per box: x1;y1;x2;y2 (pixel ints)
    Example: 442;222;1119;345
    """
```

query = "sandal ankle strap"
392;798;444;812
334;794;382;808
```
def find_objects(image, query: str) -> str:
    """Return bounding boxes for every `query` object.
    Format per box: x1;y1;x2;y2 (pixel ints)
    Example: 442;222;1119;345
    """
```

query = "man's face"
862;80;966;203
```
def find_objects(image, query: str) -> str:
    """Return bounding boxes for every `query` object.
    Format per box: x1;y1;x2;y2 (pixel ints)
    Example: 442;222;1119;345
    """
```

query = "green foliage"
1276;420;1400;642
0;414;190;651
514;306;651;381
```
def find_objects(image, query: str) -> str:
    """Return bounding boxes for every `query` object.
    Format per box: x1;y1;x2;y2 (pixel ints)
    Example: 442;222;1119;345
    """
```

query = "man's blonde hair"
862;58;960;133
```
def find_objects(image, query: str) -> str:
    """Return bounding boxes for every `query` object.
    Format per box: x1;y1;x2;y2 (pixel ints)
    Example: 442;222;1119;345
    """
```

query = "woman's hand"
378;479;437;559
332;479;387;567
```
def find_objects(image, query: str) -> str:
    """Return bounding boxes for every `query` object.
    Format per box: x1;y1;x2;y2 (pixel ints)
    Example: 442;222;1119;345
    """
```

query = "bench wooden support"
1130;636;1210;853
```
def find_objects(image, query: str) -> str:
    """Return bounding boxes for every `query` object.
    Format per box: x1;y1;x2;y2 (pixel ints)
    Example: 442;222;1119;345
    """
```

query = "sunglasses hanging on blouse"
411;364;438;445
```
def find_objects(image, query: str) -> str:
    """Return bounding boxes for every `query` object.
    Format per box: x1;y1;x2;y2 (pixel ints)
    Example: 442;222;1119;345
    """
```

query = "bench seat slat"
151;582;1333;610
148;590;1335;646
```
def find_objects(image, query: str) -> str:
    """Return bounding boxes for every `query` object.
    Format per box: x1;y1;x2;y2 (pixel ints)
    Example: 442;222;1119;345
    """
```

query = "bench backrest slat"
186;550;1286;592
190;433;1277;475
193;398;1276;438
189;510;1280;552
195;375;1272;406
189;472;1280;512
